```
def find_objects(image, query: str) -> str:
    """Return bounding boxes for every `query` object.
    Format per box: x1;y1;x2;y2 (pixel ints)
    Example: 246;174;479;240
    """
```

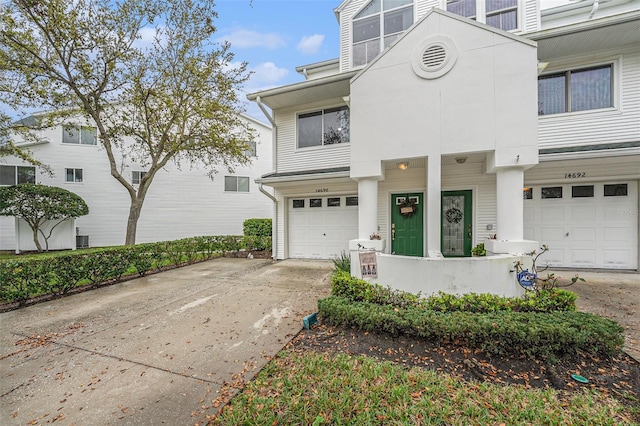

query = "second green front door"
441;190;472;257
391;193;423;257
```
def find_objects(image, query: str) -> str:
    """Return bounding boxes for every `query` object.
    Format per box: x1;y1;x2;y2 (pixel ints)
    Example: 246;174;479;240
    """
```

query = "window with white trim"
297;106;350;148
63;126;97;145
538;64;613;115
224;176;249;192
65;168;83;183
0;165;36;185
132;171;147;185
447;0;518;31
352;0;414;67
243;141;257;157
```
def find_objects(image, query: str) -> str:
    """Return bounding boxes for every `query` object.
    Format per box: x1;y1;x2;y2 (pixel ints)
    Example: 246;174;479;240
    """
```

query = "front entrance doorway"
441;190;472;257
391;193;423;257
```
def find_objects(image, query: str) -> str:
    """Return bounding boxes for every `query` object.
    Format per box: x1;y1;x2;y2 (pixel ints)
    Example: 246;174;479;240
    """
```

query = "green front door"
391;193;423;257
441;190;473;257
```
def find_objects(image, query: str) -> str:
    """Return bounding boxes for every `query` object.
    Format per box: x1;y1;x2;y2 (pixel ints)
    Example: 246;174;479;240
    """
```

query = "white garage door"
524;181;638;269
288;195;359;259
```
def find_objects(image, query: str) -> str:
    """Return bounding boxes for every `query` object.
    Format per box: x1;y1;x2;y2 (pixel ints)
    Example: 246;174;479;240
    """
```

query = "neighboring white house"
0;114;273;251
248;0;640;295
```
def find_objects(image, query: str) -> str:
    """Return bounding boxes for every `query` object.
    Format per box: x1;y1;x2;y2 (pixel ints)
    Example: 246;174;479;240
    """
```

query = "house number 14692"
564;172;586;179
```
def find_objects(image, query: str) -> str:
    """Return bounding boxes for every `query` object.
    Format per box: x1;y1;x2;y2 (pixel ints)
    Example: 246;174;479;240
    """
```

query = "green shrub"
318;296;624;359
0;235;246;305
243;218;272;238
332;251;351;274
0;259;50;304
330;272;577;313
242;219;272;251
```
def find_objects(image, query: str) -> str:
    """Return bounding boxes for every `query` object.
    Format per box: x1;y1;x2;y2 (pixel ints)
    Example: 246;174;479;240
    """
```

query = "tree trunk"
32;227;43;252
125;198;144;246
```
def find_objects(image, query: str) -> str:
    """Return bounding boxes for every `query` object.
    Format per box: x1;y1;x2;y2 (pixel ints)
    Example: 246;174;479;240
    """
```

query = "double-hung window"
132;171;147;185
538;64;613;115
65;168;83;183
243;141;257;157
447;0;518;31
0;165;36;185
297;106;350;148
63;125;97;145
224;176;250;192
352;0;414;67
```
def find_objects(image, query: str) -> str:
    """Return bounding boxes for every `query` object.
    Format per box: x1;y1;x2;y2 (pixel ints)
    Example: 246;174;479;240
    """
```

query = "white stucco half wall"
15;217;75;253
351;250;530;298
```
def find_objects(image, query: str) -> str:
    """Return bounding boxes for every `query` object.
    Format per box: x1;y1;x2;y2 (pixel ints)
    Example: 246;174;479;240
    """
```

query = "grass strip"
211;351;634;425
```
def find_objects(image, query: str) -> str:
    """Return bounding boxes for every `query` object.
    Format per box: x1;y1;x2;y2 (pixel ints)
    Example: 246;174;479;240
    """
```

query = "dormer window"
352;0;414;67
447;0;518;32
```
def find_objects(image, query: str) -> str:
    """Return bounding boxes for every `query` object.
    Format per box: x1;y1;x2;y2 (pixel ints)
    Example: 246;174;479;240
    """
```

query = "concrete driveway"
0;258;332;425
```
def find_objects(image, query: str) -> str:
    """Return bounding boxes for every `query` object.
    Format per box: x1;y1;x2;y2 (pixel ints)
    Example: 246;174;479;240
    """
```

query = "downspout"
255;96;278;260
259;184;277;261
588;0;599;19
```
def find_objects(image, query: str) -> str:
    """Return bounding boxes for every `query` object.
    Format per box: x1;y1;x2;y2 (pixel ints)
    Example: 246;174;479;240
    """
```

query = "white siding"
275;99;351;174
339;0;362;72
525;155;640;184
0;117;273;250
522;0;540;33
417;0;440;19
538;49;640;149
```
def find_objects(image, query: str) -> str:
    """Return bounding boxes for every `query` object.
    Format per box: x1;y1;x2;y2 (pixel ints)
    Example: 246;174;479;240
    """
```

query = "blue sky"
214;0;572;121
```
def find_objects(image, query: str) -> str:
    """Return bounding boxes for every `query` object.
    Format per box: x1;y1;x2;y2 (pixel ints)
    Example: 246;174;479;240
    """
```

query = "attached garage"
524;181;638;269
288;195;358;259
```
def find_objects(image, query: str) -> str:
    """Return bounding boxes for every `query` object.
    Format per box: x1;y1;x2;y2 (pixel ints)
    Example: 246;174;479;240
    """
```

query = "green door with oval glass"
441;190;472;257
391;193;423;257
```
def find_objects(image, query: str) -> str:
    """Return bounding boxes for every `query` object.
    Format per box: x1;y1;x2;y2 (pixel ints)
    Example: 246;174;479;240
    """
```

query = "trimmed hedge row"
0;235;252;305
331;271;577;313
318;296;624;359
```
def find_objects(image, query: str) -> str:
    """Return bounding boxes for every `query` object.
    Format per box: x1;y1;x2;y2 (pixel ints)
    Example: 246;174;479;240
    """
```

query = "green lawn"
210;351;636;425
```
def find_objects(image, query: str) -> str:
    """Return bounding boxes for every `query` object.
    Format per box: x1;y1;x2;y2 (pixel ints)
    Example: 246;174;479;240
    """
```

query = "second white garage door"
524;181;638;269
288;195;359;259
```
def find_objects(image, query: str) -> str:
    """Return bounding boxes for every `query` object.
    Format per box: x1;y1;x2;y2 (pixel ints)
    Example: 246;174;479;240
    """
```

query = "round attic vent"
422;44;447;70
412;36;458;80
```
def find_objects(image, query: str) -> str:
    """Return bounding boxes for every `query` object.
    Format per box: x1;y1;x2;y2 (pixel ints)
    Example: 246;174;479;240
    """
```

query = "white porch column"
496;167;524;240
426;154;442;256
357;178;378;239
486;166;538;255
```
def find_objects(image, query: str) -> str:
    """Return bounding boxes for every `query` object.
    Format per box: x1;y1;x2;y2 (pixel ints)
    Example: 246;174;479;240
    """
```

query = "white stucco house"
248;0;640;296
0;114;273;251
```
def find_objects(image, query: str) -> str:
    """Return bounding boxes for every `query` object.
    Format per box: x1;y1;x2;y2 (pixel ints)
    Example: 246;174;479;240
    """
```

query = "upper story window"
447;0;518;31
243;141;257;157
0;165;36;185
297;106;350;148
352;0;414;67
63;125;97;145
224;176;249;192
538;64;613;116
132;171;147;185
65;168;83;183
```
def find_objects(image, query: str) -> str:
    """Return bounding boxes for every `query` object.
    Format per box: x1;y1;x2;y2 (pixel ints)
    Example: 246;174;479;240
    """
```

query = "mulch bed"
288;323;640;417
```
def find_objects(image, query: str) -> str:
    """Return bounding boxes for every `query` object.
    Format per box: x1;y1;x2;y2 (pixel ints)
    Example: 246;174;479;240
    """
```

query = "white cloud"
218;28;285;50
248;62;289;86
297;34;325;55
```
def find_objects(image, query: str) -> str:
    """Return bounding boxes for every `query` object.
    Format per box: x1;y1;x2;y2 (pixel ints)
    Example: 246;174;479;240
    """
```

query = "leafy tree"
0;184;89;252
0;0;254;245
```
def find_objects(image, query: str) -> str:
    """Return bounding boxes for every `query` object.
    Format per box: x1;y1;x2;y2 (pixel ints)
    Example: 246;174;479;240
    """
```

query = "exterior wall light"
397;162;409;170
455;156;467;164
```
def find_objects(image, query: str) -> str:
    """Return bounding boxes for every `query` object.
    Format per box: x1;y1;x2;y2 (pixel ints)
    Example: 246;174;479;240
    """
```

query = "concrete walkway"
0;258;332;425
